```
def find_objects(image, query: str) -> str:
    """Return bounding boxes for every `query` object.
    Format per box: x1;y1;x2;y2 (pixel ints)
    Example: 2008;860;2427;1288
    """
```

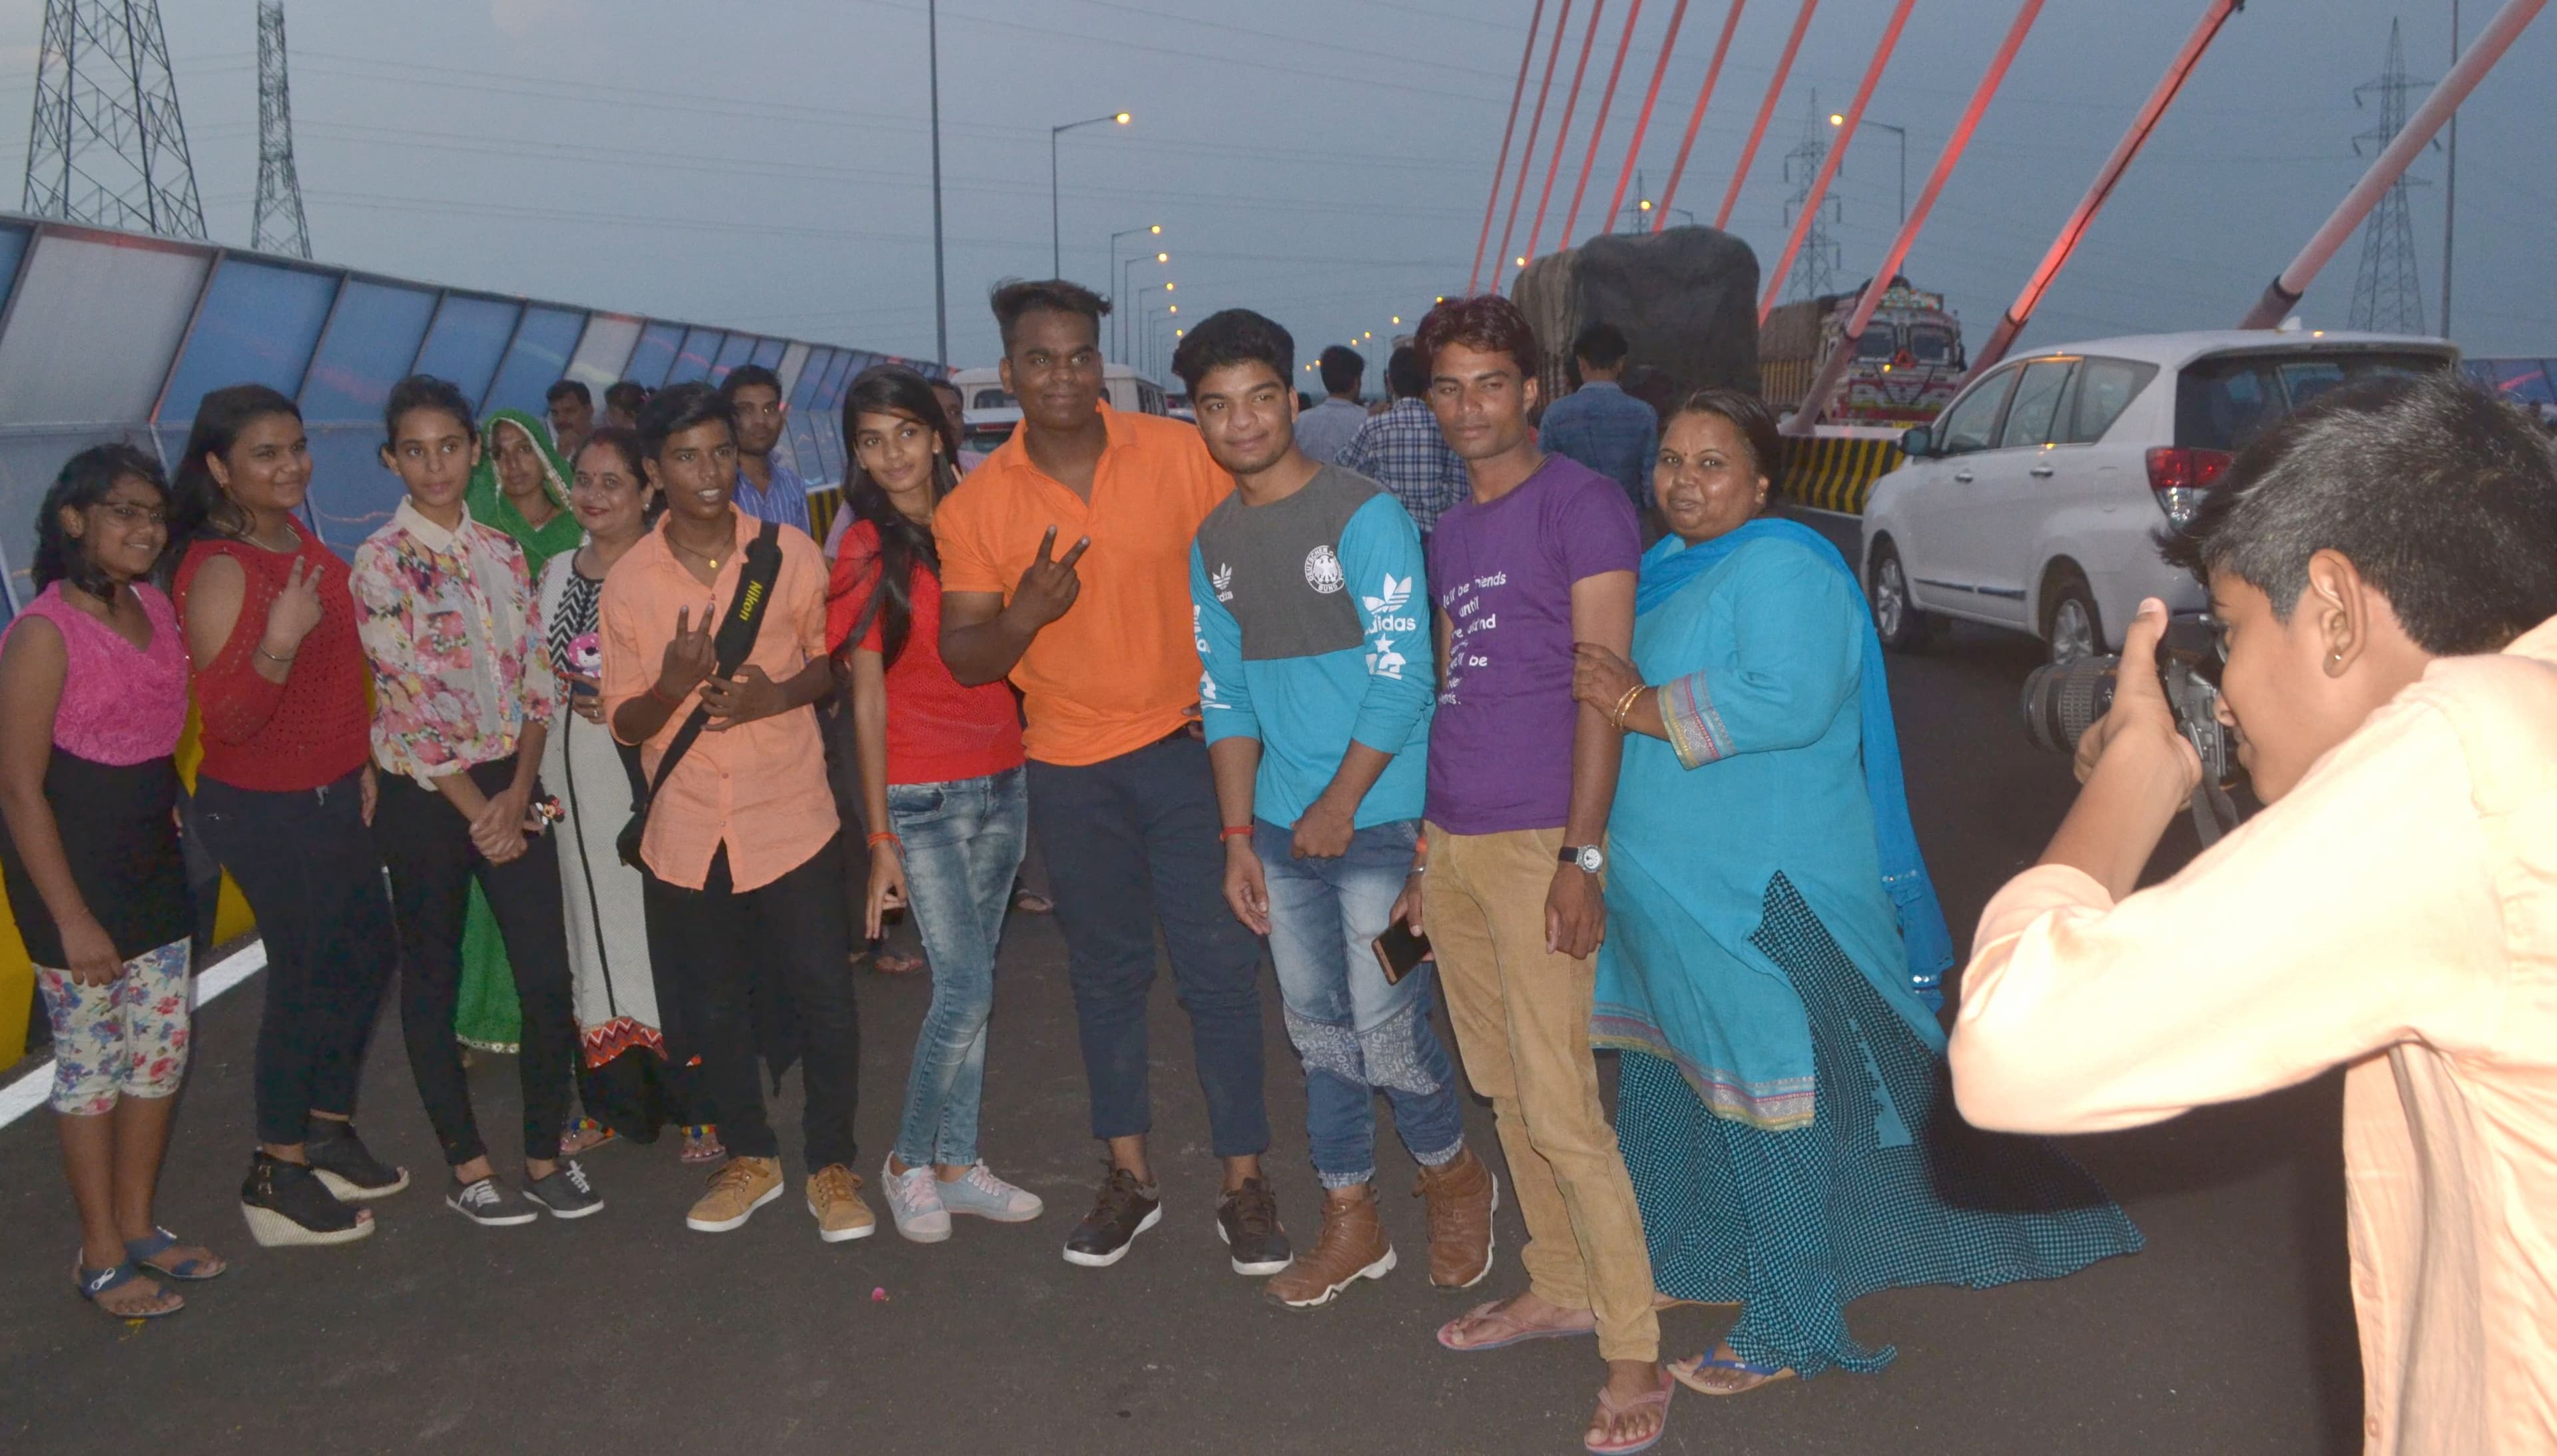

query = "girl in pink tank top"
0;444;220;1318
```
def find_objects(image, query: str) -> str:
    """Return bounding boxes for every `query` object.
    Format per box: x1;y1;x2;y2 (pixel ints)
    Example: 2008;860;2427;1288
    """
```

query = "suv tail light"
2145;446;2233;529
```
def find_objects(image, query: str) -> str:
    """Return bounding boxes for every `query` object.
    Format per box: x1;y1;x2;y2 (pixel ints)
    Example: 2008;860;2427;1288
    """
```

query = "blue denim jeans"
888;767;1028;1169
1257;818;1465;1188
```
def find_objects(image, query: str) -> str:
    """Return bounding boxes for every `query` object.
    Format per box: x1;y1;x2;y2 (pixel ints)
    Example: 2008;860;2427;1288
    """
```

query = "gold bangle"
1613;682;1647;727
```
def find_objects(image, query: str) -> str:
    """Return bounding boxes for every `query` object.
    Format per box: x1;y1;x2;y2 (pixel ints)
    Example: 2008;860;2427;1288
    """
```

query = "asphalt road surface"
0;571;2361;1455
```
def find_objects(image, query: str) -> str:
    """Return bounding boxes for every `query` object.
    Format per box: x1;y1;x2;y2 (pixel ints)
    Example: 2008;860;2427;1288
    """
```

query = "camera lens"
2020;656;2121;754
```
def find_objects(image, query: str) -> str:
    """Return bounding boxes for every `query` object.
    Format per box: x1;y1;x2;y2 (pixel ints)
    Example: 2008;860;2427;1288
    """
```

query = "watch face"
1575;846;1605;874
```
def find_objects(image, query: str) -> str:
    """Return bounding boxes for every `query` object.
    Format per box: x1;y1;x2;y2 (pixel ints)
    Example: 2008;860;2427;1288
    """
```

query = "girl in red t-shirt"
170;383;404;1248
825;365;1042;1244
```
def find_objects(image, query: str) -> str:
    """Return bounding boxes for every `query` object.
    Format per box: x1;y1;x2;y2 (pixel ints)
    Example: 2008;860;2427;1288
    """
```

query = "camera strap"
2187;778;2241;849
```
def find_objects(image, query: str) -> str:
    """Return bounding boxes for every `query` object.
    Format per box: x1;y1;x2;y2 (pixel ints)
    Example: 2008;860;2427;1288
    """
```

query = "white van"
948;364;1171;455
1859;329;2459;662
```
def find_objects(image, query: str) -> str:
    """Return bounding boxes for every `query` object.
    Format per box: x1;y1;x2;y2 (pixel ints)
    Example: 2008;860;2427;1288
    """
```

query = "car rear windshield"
2175;350;2451;451
972;387;1015;409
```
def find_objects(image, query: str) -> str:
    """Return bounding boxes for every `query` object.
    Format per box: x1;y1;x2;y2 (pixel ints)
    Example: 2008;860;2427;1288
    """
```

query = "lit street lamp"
1109;225;1163;363
1830;112;1908;226
1052;111;1131;278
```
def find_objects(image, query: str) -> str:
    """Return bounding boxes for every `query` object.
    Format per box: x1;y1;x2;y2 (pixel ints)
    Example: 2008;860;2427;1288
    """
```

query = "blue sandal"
1669;1348;1795;1397
74;1257;184;1318
126;1226;227;1282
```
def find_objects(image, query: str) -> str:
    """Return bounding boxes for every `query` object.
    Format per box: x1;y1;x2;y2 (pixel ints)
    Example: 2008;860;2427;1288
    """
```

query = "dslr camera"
2019;613;2243;840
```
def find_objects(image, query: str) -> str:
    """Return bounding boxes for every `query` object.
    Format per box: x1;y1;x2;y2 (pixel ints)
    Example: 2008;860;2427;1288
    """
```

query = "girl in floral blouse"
352;374;599;1227
0;446;221;1316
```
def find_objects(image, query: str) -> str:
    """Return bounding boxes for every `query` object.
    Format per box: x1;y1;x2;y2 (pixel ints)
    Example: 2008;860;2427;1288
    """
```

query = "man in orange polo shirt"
937;280;1285;1275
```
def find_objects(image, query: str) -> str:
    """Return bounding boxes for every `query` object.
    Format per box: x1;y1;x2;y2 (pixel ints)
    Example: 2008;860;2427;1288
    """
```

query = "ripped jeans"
1256;817;1464;1189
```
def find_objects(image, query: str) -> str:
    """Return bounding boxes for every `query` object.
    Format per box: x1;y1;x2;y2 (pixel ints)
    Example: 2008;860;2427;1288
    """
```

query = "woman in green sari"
451;411;584;1060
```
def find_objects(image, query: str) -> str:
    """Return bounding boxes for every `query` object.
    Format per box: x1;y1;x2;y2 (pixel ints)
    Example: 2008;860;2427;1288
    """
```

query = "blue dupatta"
1636;518;1954;1007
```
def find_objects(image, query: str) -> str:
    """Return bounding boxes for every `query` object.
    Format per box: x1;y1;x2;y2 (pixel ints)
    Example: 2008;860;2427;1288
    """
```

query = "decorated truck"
1761;278;1966;427
1769;274;1964;429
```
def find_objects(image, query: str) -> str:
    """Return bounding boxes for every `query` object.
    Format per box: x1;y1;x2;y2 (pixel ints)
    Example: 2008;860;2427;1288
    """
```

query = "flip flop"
1669;1349;1797;1397
74;1256;182;1318
1011;889;1054;915
125;1227;226;1282
1435;1298;1599;1352
872;951;926;975
560;1117;619;1156
1585;1370;1674;1455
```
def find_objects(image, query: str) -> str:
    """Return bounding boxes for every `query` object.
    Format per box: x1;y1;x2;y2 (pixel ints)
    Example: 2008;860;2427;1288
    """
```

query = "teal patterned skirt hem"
1615;871;2143;1378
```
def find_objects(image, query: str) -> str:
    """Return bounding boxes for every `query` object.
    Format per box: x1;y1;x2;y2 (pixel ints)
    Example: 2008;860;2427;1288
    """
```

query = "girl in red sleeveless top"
170;384;404;1248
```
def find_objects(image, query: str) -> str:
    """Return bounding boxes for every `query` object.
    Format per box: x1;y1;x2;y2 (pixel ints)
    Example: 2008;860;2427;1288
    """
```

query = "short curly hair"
1414;294;1542;384
990;278;1109;352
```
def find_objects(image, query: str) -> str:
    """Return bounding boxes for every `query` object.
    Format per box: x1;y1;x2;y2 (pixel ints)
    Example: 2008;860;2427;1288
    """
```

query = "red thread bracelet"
1219;825;1254;842
867;831;900;849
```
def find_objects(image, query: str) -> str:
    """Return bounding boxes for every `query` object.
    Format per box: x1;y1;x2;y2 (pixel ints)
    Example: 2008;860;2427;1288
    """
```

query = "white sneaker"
938;1163;1045;1223
883;1158;952;1243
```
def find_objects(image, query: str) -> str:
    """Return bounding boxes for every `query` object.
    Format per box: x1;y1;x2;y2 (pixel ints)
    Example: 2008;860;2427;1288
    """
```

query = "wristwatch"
1560;844;1605;875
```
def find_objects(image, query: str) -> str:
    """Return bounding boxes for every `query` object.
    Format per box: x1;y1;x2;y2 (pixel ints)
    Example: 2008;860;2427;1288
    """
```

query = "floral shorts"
36;938;192;1116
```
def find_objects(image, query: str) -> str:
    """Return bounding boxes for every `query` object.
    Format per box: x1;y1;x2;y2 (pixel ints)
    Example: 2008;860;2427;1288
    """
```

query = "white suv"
1858;330;2458;661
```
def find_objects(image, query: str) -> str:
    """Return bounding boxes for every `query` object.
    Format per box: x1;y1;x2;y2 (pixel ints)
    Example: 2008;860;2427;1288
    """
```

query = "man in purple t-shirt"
1388;296;1663;1453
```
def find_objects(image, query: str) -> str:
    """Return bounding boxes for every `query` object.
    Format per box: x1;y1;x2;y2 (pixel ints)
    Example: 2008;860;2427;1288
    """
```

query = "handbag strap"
639;519;785;805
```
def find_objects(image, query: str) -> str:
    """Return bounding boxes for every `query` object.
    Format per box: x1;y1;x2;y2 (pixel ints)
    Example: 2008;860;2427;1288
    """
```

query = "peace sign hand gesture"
1012;525;1090;630
260;555;325;658
656;604;717;702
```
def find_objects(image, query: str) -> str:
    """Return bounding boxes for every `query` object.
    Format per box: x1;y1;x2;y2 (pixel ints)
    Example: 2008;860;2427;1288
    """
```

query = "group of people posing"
13;261;2556;1451
0;278;2158;1455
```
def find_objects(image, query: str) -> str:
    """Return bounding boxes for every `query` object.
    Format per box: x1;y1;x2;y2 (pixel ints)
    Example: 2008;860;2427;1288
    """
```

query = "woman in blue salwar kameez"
1573;389;2143;1397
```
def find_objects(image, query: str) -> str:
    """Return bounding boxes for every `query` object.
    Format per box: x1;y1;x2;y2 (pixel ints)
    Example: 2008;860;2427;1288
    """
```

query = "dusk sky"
3;0;2548;373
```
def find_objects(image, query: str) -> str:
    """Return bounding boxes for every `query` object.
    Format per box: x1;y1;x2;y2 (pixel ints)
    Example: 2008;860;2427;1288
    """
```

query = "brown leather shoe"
1265;1186;1394;1308
1414;1146;1498;1290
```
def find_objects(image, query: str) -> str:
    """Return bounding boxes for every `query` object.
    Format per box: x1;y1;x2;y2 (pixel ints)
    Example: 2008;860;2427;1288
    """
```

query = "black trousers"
1027;731;1270;1157
645;838;860;1172
194;769;399;1148
374;758;577;1168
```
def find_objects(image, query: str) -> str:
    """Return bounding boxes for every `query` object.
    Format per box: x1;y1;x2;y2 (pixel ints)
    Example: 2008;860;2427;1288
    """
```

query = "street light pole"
928;0;948;366
1831;113;1908;224
1108;224;1162;363
1051;111;1130;279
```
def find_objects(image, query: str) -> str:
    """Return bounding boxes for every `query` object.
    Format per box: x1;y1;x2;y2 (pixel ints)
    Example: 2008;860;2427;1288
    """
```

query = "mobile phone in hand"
1372;919;1432;985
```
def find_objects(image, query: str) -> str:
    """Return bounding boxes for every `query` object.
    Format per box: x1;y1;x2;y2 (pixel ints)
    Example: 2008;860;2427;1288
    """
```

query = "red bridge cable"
1758;0;1919;322
1781;0;2048;436
1713;0;1818;231
1522;0;1610;276
1469;0;1551;294
1970;0;2242;373
1491;0;1577;294
1600;0;1693;242
1648;0;1745;230
1558;0;1648;248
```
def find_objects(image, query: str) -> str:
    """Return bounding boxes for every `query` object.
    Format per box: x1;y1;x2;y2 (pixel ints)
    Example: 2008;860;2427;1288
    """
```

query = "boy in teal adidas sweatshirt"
1177;310;1495;1310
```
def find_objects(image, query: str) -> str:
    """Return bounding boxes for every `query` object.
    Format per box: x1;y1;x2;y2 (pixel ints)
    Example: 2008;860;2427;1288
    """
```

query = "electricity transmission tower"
21;0;206;238
252;1;311;258
2347;19;2428;335
1780;92;1842;302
